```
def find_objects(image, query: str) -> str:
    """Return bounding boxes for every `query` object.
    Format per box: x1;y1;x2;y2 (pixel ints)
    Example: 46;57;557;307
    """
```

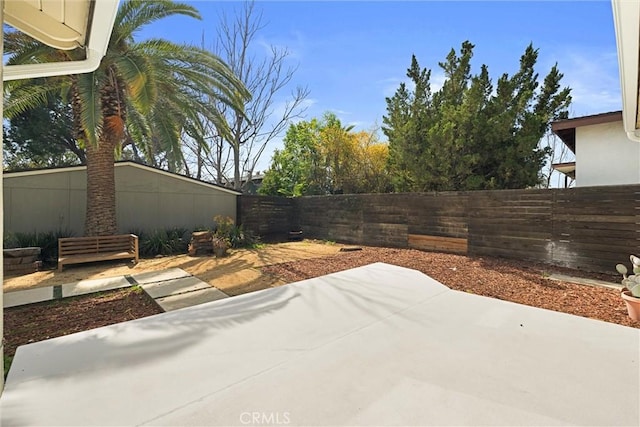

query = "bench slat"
59;252;134;264
58;234;139;271
60;246;101;250
97;242;133;248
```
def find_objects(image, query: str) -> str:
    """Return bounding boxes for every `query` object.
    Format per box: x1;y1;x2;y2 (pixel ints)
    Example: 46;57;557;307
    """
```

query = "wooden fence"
237;196;298;240
238;185;640;274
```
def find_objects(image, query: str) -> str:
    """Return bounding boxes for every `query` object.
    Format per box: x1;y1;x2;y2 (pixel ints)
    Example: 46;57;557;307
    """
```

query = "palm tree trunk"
85;137;117;236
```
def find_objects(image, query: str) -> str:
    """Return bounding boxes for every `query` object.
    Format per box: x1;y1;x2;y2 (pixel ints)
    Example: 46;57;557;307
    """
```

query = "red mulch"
4;287;163;375
261;246;639;328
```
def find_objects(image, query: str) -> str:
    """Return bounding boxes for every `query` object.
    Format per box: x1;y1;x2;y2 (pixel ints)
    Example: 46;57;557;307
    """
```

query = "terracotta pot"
621;290;640;321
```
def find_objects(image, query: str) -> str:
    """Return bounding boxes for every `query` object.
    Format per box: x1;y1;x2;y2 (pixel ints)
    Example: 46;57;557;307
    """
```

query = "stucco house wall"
3;162;239;236
575;120;640;187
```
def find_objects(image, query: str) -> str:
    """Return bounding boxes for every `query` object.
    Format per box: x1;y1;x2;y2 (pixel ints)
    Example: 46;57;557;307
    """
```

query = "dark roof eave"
551;110;623;155
551;161;576;179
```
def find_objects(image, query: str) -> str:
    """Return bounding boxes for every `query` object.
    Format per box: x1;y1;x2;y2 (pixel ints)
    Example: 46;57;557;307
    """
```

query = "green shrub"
4;352;13;380
138;227;188;257
128;228;146;241
4;229;74;264
3;233;18;249
212;215;259;248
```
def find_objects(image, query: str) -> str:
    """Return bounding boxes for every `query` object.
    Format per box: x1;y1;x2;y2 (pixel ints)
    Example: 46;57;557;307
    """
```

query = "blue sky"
142;1;620;170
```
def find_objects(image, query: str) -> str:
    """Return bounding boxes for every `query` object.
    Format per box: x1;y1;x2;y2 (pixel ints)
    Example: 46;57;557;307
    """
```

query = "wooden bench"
58;234;139;271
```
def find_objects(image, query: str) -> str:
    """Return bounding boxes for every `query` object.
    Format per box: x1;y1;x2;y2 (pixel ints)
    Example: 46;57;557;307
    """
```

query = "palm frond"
122;97;154;161
113;52;157;113
3;79;66;118
114;0;200;47
4;0;248;166
149;103;182;169
75;72;103;146
136;39;250;102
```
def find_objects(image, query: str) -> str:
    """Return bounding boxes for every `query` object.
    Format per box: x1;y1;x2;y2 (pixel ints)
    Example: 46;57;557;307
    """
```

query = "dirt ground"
4;240;343;296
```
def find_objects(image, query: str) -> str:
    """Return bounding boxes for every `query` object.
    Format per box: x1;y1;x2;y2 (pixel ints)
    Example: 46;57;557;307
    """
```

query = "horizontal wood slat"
58;234;139;271
238;196;298;238
239;184;640;274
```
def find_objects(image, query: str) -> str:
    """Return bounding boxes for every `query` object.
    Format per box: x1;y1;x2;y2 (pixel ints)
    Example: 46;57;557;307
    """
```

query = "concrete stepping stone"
4;287;53;308
154;287;228;311
140;276;211;299
130;268;191;285
62;276;131;297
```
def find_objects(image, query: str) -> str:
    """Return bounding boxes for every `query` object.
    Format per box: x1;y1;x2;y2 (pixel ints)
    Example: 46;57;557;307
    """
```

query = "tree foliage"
182;0;309;189
260;113;391;196
3;92;85;170
4;0;249;235
383;41;572;192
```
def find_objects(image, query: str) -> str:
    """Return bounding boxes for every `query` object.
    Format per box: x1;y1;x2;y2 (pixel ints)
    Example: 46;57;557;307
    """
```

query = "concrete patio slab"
155;287;229;312
1;263;638;426
130;267;191;285
139;276;211;299
3;287;53;308
549;273;622;290
61;276;132;297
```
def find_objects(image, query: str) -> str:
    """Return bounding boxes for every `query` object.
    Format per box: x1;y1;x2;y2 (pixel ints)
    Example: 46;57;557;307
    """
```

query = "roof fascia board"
3;0;120;81
118;163;241;195
612;0;640;141
4;162;242;195
551;161;576;169
3;165;87;178
551;111;622;131
4;47;102;81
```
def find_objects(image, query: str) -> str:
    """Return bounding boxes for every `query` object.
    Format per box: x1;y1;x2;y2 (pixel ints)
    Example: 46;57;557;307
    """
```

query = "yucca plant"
212;215;258;248
139;227;189;257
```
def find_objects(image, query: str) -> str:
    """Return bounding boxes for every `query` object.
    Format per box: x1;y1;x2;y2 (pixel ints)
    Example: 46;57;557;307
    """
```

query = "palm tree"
4;0;250;236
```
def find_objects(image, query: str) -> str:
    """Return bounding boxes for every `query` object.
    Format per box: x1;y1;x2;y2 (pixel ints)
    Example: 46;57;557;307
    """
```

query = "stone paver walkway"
3;268;228;312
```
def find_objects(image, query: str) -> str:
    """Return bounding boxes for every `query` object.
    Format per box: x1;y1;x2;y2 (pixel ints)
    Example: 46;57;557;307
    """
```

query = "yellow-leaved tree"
260;112;392;196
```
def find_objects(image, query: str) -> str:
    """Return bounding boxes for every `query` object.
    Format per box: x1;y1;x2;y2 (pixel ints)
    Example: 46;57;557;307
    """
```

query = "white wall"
575;120;640;187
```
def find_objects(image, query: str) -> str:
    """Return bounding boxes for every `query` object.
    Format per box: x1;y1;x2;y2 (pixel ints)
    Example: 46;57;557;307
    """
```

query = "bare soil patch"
3;241;342;295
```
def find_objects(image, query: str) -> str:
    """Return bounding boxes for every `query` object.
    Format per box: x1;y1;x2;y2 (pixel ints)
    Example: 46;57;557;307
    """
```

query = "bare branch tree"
183;0;309;189
539;132;575;188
